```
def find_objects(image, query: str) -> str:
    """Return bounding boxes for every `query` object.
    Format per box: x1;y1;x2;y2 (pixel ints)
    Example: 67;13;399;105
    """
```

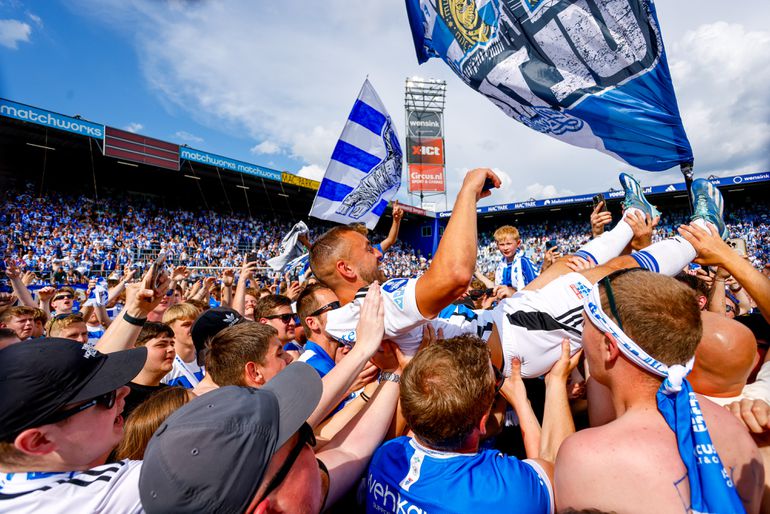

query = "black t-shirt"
124;382;168;419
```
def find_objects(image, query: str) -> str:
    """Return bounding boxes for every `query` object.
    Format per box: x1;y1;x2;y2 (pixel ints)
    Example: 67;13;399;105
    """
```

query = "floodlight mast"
404;78;448;211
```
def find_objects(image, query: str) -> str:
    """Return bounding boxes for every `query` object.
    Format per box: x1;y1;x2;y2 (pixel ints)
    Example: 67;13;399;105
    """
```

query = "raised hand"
462;168;501;201
221;269;235;287
625;210;659;250
392;200;404;223
590;201;612;237
545;339;582;386
354;282;385;358
677;222;732;266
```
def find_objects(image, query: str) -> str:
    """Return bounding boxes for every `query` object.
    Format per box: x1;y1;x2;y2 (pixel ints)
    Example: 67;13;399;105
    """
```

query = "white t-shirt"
324;278;493;355
0;460;142;514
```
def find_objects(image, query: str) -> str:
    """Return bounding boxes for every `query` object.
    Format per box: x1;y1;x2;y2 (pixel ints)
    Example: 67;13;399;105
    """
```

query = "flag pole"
680;161;694;214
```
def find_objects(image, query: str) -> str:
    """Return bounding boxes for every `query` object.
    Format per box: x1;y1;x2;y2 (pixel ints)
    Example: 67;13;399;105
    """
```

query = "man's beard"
359;264;387;285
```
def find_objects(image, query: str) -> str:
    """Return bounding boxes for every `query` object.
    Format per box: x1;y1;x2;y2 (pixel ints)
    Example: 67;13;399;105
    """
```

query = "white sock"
631;237;697;276
574;208;642;265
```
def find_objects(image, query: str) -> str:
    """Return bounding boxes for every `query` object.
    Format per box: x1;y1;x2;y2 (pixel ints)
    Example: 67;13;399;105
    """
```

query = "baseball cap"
0;338;147;441
191;306;245;353
139;362;322;513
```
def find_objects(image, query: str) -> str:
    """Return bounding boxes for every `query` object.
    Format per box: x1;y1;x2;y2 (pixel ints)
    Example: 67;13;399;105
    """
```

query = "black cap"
191;307;245;353
139;362;322;514
0;338;147;440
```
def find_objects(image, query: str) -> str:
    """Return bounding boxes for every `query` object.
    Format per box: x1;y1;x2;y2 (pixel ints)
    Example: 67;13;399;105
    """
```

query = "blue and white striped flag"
405;0;692;171
310;79;403;230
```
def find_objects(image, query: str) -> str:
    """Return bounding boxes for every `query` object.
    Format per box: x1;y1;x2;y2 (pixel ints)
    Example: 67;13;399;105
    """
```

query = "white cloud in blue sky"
0;18;31;49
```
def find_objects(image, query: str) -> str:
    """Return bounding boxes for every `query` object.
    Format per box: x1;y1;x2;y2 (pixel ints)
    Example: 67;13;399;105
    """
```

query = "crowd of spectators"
2;170;770;513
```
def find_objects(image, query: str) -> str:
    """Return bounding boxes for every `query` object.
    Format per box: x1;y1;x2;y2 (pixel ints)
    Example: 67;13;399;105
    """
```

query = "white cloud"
174;130;203;143
250;140;280;155
523;183;575;201
295;164;325;182
26;12;43;28
669;22;770;174
123;122;143;133
0;19;31;49
71;0;770;209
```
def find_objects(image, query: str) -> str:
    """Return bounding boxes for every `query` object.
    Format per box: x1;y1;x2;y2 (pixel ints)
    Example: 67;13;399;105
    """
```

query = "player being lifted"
311;169;729;378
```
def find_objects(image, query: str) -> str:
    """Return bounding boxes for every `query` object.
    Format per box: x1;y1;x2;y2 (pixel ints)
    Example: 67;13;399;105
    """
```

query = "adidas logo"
665;184;676;192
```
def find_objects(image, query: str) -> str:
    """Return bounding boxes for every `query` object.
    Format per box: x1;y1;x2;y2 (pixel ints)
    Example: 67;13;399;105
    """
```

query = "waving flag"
310;79;403;229
405;0;692;171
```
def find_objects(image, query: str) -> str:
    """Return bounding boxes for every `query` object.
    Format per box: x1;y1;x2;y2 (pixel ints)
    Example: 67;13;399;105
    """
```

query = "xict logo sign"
406;138;444;165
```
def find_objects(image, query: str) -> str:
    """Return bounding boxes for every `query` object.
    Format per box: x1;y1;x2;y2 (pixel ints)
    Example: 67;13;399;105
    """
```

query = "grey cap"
138;363;322;514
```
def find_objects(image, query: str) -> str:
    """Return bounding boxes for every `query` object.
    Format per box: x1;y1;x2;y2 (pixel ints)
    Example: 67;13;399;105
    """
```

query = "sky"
0;0;768;211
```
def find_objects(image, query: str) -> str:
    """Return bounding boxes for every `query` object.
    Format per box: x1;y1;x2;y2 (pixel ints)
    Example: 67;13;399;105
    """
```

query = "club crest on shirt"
383;278;408;293
569;282;591;299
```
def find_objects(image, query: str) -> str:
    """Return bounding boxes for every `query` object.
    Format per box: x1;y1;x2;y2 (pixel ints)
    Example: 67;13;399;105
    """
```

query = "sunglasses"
43;389;117;425
493;365;504;394
264;313;297;324
53;294;74;301
309;301;341;317
53;313;84;321
599;268;649;330
255;422;316;504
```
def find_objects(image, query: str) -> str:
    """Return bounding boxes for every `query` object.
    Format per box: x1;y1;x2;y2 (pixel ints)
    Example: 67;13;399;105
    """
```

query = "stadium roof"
2;96;768;221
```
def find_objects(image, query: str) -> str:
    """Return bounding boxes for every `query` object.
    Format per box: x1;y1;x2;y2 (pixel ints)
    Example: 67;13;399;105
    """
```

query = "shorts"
492;272;592;378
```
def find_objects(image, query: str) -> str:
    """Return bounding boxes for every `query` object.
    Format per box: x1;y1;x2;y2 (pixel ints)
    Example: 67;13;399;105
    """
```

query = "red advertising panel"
407;137;444;165
408;164;445;192
103;126;180;171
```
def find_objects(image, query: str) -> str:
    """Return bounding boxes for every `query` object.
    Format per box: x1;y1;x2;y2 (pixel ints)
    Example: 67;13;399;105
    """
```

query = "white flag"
309;79;403;230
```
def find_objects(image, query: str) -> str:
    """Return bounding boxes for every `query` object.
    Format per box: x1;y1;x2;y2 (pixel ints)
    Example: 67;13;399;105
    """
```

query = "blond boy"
493;225;538;293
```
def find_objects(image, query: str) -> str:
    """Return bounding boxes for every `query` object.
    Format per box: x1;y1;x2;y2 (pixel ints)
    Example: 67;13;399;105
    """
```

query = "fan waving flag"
405;0;692;171
310;79;403;229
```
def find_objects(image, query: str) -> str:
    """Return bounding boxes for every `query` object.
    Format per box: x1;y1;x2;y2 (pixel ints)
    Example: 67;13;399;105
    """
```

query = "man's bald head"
688;311;758;398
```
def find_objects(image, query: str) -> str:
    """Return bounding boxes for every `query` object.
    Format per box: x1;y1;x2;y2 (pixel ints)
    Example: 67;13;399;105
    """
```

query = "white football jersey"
324;278;494;355
0;460;142;514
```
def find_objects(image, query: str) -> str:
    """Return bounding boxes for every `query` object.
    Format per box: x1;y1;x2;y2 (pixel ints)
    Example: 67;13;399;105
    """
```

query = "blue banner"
436;172;770;217
0;98;104;138
309;79;403;230
180;147;282;182
405;0;692;171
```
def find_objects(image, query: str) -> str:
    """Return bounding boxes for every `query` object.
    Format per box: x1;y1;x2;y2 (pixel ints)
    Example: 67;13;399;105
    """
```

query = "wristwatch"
380;371;400;384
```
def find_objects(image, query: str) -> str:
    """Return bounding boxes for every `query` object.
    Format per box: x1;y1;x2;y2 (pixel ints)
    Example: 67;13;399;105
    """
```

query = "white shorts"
492;272;592;378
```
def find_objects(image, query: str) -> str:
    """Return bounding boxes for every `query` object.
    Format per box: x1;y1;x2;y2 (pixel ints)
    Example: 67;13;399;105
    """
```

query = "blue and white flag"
310;79;403;229
405;0;692;171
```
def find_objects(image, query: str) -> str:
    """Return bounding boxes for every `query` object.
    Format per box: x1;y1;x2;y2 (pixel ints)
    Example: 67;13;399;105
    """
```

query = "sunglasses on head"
264;313;297;324
309;301;341;318
599;268;650;330
43;389;117;425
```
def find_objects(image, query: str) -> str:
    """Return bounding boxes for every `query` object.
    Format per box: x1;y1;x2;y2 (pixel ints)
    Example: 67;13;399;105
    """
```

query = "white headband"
584;283;693;394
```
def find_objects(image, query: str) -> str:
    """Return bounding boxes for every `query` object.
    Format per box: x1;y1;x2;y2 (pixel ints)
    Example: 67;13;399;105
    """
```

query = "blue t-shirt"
366;437;553;514
297;340;335;378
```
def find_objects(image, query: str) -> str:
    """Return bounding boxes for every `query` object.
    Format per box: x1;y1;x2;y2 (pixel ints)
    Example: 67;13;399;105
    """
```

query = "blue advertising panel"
436;172;770;218
180;147;282;182
0;98;104;138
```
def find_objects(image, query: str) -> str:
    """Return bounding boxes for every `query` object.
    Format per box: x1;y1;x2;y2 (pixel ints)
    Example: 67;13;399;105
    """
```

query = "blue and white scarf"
584;285;744;514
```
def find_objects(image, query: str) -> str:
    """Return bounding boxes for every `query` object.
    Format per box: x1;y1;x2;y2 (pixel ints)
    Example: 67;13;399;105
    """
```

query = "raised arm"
540;340;580;462
96;267;170;353
233;256;257;315
415;168;500;318
307;284;385;427
5;263;36;307
379;201;403;253
499;356;542;459
679;223;770;323
316;341;405;508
